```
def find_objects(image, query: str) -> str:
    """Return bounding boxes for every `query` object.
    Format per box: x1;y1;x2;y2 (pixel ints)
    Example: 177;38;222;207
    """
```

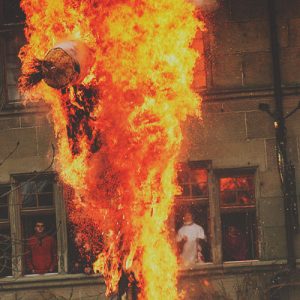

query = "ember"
19;0;203;298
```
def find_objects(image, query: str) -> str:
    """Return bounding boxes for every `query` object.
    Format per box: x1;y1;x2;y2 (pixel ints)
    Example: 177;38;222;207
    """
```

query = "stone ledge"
0;273;104;291
200;86;300;102
178;259;291;278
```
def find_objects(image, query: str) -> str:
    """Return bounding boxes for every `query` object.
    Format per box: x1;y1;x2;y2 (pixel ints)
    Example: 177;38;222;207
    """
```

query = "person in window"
176;209;206;266
25;220;57;274
223;225;247;261
70;232;95;275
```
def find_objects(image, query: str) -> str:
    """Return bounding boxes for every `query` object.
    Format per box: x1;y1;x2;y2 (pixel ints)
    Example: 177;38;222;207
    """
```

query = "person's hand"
31;269;35;274
84;266;92;274
182;235;188;243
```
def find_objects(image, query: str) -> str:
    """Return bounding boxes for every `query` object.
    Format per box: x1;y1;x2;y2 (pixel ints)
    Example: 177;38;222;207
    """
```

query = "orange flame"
19;1;203;298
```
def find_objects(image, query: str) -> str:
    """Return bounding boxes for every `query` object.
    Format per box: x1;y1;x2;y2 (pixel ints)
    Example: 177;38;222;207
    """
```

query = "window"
174;163;258;268
0;185;12;277
64;185;100;275
3;172;69;277
2;0;25;24
19;176;57;274
0;0;26;109
175;161;212;265
219;171;258;261
21;180;54;208
0;185;10;221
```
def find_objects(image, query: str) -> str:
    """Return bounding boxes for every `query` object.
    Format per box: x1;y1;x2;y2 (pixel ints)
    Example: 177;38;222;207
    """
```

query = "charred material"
19;49;80;90
19;57;45;90
19;41;92;90
61;85;101;155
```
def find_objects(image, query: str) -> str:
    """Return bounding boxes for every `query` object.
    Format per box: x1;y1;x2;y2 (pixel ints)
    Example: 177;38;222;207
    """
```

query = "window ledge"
0;260;296;290
200;85;300;102
178;259;291;278
0;273;104;291
0;102;50;117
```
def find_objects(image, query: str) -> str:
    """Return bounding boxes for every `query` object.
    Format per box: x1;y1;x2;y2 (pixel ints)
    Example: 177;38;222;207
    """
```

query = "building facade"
1;0;300;299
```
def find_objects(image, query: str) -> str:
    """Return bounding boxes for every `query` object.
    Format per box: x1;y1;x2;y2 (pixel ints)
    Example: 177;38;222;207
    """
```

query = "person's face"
35;222;45;234
227;226;239;238
183;212;193;223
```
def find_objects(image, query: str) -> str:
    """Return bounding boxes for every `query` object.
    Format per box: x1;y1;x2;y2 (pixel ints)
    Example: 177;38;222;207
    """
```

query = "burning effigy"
19;0;203;299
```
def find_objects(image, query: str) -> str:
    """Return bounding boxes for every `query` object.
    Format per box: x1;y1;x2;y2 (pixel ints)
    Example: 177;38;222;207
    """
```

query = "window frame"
214;167;260;263
0;184;12;277
174;163;260;268
9;172;68;277
0;0;26;111
174;160;215;265
0;25;25;110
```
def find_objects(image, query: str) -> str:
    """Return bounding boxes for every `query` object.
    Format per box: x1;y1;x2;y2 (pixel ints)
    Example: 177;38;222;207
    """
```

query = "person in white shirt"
176;210;206;267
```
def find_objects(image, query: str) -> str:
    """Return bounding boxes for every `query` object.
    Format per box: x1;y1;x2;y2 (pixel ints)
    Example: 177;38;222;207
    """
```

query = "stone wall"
2;0;300;299
0;110;55;182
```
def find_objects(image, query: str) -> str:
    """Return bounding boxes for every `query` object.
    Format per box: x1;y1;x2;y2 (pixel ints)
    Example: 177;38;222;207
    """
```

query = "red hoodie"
25;234;57;274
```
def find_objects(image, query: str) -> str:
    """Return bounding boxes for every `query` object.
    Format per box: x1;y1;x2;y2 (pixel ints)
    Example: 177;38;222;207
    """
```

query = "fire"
220;176;254;192
220;176;255;206
19;0;203;298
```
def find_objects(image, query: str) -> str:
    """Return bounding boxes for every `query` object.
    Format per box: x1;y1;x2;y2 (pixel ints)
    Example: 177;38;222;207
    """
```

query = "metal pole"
268;0;296;270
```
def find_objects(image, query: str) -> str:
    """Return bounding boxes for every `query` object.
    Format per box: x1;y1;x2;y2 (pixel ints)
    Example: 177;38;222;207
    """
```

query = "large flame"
19;1;203;298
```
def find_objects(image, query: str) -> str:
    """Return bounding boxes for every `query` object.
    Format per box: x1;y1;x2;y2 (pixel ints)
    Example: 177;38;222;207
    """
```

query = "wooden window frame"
174;160;216;264
0;184;12;277
0;0;25;110
214;167;259;263
9;172;68;278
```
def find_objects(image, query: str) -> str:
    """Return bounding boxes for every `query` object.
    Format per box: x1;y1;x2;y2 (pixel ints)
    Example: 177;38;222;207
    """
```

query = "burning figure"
19;0;203;298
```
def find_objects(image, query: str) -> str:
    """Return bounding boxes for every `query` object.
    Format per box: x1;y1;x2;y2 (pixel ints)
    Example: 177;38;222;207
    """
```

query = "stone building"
1;0;300;299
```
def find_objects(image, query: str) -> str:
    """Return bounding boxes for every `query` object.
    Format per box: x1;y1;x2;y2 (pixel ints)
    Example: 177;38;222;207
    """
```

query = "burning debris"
20;41;100;154
19;0;203;299
19;41;93;90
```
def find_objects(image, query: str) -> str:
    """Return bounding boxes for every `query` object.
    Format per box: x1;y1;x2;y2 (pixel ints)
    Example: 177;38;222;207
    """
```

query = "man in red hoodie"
25;220;57;274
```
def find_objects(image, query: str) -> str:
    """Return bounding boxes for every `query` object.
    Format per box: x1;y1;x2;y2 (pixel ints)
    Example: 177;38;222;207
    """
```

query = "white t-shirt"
176;223;206;266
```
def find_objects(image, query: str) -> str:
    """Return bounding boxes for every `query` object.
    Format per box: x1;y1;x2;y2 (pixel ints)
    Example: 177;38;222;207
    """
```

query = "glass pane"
22;194;37;208
175;203;211;265
3;0;26;24
220;175;255;207
237;190;255;205
191;169;208;197
6;68;20;85
222;212;257;261
38;193;53;207
191;183;208;197
0;206;9;220
21;214;57;275
191;169;207;183
21;182;37;194
177;170;189;184
0;196;8;205
6;54;21;68
36;180;53;193
220;177;238;191
7;85;21;102
221;191;237;206
0;186;10;205
0;226;12;276
179;184;190;197
5;31;26;55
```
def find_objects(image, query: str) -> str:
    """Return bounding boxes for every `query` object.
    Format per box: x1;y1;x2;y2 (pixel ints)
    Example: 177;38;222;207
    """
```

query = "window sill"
0;102;50;116
200;85;300;102
0;260;295;290
0;273;104;291
178;259;290;278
